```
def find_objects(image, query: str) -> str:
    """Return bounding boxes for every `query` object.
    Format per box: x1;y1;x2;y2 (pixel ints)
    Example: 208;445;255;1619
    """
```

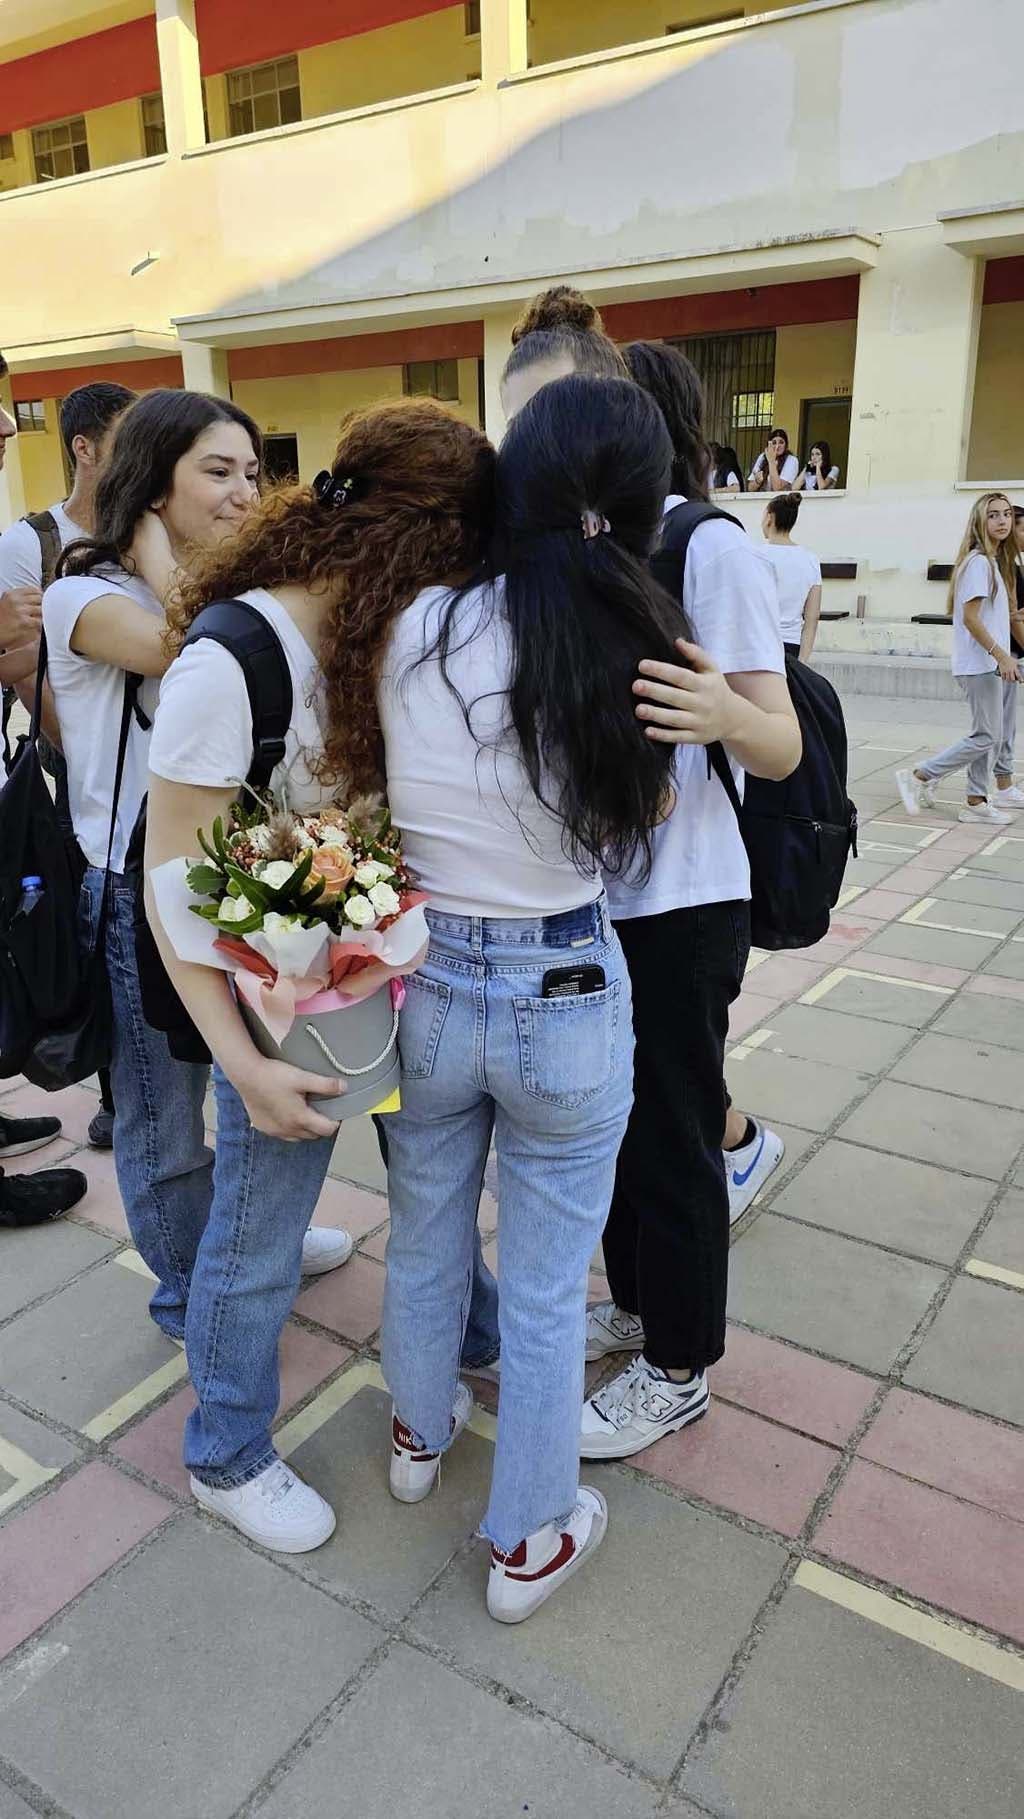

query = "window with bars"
403;359;460;402
141;94;167;157
31;116;89;183
671;329;777;478
226;57;302;138
15;400;47;432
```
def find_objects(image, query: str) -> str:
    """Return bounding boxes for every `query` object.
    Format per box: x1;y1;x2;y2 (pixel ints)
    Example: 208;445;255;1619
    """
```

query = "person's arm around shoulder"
634;646;800;779
60;515;180;677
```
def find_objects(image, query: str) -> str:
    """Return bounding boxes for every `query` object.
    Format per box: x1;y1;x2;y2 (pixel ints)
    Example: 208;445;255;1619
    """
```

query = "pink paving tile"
17;1137;83;1176
858;1388;1024;1525
0;1081;102;1149
897;843;965;874
0;1462;170;1660
729;993;783;1039
294;1252;385;1341
359;1223;389;1263
637;1399;837;1538
713;1325;876;1447
67;1147;129;1238
879;862;957;895
813;1457;1024;1643
311;1175;388;1242
746;954;832;1000
806;927;872;960
847;888;927;920
965;972;1024;1004
850;950;968;990
113;1323;352;1495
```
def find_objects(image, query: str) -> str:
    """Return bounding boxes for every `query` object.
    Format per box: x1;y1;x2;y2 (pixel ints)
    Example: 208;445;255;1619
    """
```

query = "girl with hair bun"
761;490;823;660
500;285;627;421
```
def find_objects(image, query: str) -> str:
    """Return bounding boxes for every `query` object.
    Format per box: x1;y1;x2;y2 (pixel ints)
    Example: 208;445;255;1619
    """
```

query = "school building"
0;0;1020;653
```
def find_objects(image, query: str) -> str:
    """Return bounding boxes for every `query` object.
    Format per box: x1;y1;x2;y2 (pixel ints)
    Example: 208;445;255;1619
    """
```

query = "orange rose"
310;845;355;901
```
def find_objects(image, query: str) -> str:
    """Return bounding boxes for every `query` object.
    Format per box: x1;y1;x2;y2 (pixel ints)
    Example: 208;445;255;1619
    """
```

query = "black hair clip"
312;467;366;510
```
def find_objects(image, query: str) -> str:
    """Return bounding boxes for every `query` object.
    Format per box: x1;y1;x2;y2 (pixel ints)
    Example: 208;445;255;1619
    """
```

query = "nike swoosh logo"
732;1133;765;1188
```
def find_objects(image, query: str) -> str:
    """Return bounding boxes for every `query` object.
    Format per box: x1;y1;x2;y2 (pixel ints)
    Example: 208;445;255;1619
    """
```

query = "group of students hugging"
0;287;805;1626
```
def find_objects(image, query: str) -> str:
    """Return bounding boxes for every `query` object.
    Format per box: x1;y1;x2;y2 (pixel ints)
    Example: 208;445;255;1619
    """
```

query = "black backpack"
652;501;858;951
126;598;293;1064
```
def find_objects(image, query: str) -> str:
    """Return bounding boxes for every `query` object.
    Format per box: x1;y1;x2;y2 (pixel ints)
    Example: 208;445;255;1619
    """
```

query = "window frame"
402;359;461;403
226;55;302;139
14;400;47;433
31;114;90;184
140;93;168;158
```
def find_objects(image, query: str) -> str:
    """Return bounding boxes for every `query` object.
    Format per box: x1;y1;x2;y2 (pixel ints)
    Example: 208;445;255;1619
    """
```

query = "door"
798;398;851;487
262;433;299;486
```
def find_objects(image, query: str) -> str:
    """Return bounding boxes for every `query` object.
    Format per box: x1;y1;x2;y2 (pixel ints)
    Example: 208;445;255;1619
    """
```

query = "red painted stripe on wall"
228;321;483;379
11;357;184;403
196;0;459;77
0;17;160;137
602;276;861;340
983;257;1024;306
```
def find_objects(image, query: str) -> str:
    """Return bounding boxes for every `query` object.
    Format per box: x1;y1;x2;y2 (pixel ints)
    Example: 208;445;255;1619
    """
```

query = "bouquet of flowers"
149;793;428;1122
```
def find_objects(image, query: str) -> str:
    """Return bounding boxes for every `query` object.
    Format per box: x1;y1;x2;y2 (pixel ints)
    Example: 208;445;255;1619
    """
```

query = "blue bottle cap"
20;876;43;889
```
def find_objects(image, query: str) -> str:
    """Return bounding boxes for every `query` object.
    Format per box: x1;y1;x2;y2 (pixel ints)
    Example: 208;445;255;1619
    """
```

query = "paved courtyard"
0;693;1022;1819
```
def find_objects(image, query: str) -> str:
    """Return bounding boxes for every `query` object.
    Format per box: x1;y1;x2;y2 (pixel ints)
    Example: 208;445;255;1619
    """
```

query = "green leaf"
211;817;228;862
196;826;222;866
185;862;227;898
224;862;272;910
189;903;225;922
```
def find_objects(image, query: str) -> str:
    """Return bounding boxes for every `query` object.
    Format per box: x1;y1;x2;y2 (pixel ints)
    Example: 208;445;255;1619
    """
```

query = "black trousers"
602;901;750;1373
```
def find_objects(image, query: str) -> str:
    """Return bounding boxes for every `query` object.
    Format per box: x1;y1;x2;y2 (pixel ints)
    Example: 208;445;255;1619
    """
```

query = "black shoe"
87;1108;115;1150
0;1112;63;1161
0;1167;88;1226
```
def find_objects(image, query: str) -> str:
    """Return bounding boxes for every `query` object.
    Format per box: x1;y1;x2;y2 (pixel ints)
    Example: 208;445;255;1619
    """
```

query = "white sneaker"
958;802;1012;825
462;1355;501;1385
487;1486;607;1625
190;1459;336;1553
895;769;937;815
579;1355;709;1460
994;785;1024;809
301;1225;354;1275
584;1300;645;1362
725;1121;785;1224
389;1381;473;1504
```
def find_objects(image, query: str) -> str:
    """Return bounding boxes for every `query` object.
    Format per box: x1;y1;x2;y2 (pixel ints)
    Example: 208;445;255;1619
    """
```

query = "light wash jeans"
918;672;1002;801
382;897;633;1553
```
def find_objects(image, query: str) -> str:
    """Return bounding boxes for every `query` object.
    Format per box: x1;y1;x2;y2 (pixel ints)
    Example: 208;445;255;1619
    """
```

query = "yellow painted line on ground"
860;840;921;857
81;1355;189;1442
965;1258;1024;1292
468;1407;498;1444
836;885;865;910
744;949;770;973
0;1435;59;1519
799;966;952;1008
980;835;1024;856
729;1028;774;1063
899;898;1009;940
276;1358;499;1458
115;1249;157;1281
795;1562;1024;1693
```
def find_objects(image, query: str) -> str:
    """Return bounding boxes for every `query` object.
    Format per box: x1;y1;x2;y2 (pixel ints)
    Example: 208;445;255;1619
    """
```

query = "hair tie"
581;510;611;541
312;467;367;510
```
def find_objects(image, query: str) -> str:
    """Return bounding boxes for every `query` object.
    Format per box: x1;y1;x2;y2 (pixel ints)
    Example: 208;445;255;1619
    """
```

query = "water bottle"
16;875;45;919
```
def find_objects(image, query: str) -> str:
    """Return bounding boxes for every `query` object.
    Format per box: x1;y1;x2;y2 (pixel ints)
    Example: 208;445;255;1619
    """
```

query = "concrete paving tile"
0;1401;80;1475
836;1080;1019;1180
891;1030;1024;1111
844;855;906;888
981;941;1024;981
311;1174;388;1243
844;887;925;919
0;1256;184;1433
930;871;1024;911
904;1276;1024;1426
286;1384;493;1618
0;1518;381;1819
966;851;1024;882
0;1081;109;1150
0;1462;170;1661
906;896;1023;938
258;1642;663;1819
0;1219;116;1325
713;1324;876;1445
293;1252;385;1341
932;989;1024;1052
327;1111;387;1192
758;1003;910;1073
772;1139;992;1264
0;1785;37;1819
877;860;960;895
728;1216;944;1371
971;1189;1024;1275
859;1388;1024;1525
113;1323;352;1496
864;921;1001;970
8;1136;81;1175
852;949;967;989
681;1583;1024;1819
412;1472;786;1778
728;990;783;1039
966;968;1024;1003
636;1398;837;1537
806;970;938;1027
814;1459;1024;1642
66;1146;129;1238
742;1119;817;1192
741;953;831;1000
718;1048;867;1133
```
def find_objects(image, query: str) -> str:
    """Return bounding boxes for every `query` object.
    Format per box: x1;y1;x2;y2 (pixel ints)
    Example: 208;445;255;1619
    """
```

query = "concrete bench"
911;613;951;625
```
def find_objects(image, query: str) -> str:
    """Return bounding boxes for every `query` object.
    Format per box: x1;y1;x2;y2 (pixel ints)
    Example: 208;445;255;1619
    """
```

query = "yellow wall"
530;0;797;64
86;97;144;169
16;400;67;511
967;301;1024;481
231;358;481;479
773;318;857;455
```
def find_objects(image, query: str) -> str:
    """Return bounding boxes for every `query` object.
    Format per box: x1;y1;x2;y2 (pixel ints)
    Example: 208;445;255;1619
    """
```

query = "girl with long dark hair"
378;375;681;1622
709;442;744;492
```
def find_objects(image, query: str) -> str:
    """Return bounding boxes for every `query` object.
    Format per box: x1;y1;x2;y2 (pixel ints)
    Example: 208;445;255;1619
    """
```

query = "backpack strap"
181;598;293;794
24;510;62;590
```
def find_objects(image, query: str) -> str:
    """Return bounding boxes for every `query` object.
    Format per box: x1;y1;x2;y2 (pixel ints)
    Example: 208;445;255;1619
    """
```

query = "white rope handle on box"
303;1008;399;1077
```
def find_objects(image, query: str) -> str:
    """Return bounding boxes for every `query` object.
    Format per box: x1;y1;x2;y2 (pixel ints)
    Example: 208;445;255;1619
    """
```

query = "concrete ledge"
812;651;959;702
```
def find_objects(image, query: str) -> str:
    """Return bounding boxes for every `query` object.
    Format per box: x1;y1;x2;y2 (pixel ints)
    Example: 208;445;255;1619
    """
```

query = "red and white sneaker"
487;1486;608;1625
389;1382;473;1504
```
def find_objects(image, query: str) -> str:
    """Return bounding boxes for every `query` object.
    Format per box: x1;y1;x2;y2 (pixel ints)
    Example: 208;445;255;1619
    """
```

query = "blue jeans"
84;868;336;1487
382;898;633;1553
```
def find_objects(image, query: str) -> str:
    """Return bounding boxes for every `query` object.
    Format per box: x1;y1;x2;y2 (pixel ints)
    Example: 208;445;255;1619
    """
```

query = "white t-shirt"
802;466;840;491
951;552;1010;678
763;542;822;645
605;497;785;921
749;452;800;487
41;567;164;870
378;580;601;920
0;501;86;595
713;471;741;491
149;588;332;812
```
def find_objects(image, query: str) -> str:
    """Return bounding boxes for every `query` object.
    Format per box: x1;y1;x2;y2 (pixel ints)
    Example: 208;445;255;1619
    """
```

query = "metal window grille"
403;359;460;402
31;116;89;183
226;57;302;138
671;329;777;478
141;94;167;157
15;400;47;432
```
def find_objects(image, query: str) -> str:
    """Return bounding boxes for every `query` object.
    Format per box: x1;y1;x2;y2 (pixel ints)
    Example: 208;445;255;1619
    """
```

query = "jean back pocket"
398;974;452;1080
513;980;622;1109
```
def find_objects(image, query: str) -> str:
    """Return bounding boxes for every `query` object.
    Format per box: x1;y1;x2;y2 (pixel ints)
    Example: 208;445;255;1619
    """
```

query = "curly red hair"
168;398;495;792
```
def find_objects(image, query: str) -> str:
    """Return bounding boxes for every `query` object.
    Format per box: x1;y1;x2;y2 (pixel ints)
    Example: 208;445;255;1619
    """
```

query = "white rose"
343;894;375;928
316;827;353;855
249;824;272;855
257;860;297;890
294;827;317;851
218;892;256;924
262;911;302;939
354;860;393;887
368;881;400;917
